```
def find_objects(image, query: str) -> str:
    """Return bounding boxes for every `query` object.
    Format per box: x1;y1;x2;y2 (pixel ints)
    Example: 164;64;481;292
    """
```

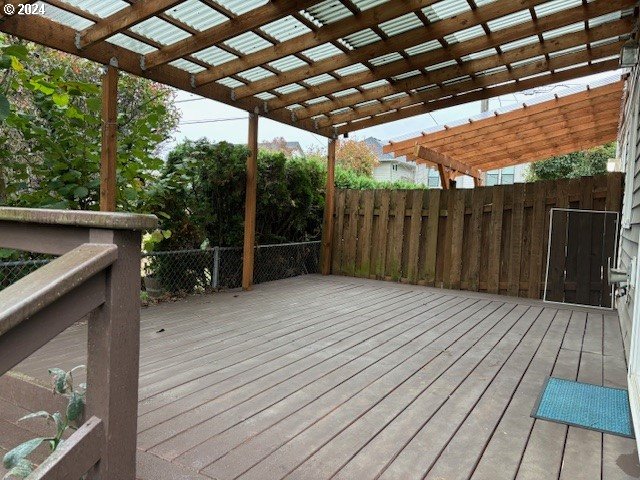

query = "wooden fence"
329;173;623;299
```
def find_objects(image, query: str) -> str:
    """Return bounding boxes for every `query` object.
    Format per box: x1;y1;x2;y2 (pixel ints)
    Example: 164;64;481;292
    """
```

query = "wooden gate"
328;173;623;300
544;208;619;308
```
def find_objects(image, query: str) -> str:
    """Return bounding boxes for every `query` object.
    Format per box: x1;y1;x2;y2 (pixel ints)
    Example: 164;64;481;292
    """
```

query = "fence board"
330;173;623;300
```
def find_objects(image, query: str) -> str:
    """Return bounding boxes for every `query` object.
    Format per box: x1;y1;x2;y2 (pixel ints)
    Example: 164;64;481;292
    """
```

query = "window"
392;164;398;171
427;168;440;188
486;171;499;186
501;166;515;185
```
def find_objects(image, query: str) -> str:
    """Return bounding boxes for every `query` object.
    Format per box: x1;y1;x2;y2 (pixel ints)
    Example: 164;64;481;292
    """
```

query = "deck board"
3;275;639;480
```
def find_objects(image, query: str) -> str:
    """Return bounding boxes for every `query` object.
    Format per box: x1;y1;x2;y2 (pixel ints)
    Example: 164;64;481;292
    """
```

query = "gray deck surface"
4;275;640;479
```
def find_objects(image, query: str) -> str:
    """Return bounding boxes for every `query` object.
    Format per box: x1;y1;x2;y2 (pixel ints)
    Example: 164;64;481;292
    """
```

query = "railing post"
212;246;220;290
86;227;142;479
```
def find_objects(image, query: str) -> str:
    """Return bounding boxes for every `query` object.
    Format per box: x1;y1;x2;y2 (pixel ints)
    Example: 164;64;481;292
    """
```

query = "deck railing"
0;207;156;479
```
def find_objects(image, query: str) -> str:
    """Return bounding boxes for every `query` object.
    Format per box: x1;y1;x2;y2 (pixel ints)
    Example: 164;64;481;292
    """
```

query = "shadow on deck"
2;275;639;479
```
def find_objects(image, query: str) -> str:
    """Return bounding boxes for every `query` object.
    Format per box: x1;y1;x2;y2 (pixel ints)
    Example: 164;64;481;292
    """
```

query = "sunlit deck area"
2;275;639;479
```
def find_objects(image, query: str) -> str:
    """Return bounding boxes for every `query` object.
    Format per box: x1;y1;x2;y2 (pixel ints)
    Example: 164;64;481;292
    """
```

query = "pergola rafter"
385;79;624;176
0;0;634;137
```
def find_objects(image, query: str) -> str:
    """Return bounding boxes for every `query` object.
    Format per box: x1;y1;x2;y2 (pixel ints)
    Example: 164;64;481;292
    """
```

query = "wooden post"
242;113;258;291
100;65;118;212
86;226;143;480
321;138;337;275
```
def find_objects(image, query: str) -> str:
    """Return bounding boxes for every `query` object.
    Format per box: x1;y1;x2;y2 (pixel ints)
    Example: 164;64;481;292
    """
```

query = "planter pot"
144;276;163;298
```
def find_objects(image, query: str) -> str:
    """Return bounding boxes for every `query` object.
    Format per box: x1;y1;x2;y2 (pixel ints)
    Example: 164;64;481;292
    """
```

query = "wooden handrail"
0;244;117;337
0;207;156;479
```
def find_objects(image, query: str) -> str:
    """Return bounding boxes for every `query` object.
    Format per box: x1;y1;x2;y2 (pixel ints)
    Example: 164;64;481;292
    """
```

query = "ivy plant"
2;366;86;479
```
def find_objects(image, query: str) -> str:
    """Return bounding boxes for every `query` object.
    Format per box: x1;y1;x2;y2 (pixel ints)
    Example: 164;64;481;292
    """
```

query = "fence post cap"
0;207;158;231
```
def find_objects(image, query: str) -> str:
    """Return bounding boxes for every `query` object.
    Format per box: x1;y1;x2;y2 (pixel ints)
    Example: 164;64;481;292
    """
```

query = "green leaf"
18;411;52;423
52;412;65;439
0;95;10;121
0;55;11;69
3;458;33;479
3;438;45;469
52;93;69;107
3;44;28;60
10;56;23;72
73;186;89;198
66;392;84;422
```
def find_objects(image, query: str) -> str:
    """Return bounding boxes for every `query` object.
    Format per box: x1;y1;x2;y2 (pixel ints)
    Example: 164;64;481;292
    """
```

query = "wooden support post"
100;65;118;212
242;113;258;290
321;138;337;275
473;176;483;187
437;164;450;190
86;226;143;479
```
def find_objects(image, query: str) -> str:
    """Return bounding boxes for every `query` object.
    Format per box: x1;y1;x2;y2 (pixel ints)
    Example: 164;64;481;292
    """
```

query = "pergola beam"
415;146;483;180
77;0;184;49
142;0;320;70
332;59;618;135
283;17;631;122
324;41;621;129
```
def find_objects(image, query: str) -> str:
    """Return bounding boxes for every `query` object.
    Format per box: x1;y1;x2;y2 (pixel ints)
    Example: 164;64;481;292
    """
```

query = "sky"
165;70;622;155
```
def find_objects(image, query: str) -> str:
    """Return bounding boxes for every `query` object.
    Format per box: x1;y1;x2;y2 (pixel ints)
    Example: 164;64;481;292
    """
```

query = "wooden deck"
2;275;640;479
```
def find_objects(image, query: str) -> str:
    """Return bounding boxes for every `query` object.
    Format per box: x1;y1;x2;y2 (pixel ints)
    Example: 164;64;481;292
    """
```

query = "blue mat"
532;377;634;438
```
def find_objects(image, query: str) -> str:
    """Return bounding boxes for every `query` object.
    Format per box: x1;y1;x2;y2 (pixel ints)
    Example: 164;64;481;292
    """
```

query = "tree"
0;37;180;211
526;142;616;182
336;138;379;176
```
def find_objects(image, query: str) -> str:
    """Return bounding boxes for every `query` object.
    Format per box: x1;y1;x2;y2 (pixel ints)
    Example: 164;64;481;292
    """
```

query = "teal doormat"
532;377;634;438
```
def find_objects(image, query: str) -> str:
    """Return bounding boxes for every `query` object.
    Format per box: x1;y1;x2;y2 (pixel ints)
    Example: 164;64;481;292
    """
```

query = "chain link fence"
0;241;321;296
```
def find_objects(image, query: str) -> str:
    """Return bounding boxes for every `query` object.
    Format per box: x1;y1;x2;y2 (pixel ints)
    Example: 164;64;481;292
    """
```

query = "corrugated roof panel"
224;31;273;54
415;84;438;93
169;58;207;73
51;0;127;19
237;66;275;82
500;35;539;52
254;92;276;101
333;88;359;97
355;99;380;108
334;63;369;76
542;21;583;40
193;46;237;66
591;36;627;49
534;0;582;18
445;24;485;44
287;104;303;111
589;12;622;28
342;29;381;49
269;55;308;72
477;64;509;76
392;70;421;81
369;52;403;66
303;0;352;26
216;77;245;88
405;40;442;56
423;0;471;22
486;9;532;32
260;16;311;42
591;54;620;64
40;2;94;29
381;92;409;101
274;83;305;95
305;96;331;105
547;45;585;59
362;79;390;89
461;48;498;61
555;61;589;72
425;59;458;71
330;107;352;115
213;0;269;16
351;0;389;10
165;0;228;32
107;33;157;54
510;54;546;68
305;73;335;86
302;43;343;62
379;13;423;37
130;17;191;46
442;75;471;85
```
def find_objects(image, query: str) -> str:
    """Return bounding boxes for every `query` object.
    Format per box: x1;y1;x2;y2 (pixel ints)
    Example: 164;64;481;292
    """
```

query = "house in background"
258;140;304;157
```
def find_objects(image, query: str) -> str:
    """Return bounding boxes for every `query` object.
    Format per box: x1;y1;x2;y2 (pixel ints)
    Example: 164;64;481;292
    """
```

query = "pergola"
0;0;636;289
382;77;624;188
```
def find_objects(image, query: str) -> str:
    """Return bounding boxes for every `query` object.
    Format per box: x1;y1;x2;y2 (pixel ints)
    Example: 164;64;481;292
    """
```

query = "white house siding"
618;66;640;358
